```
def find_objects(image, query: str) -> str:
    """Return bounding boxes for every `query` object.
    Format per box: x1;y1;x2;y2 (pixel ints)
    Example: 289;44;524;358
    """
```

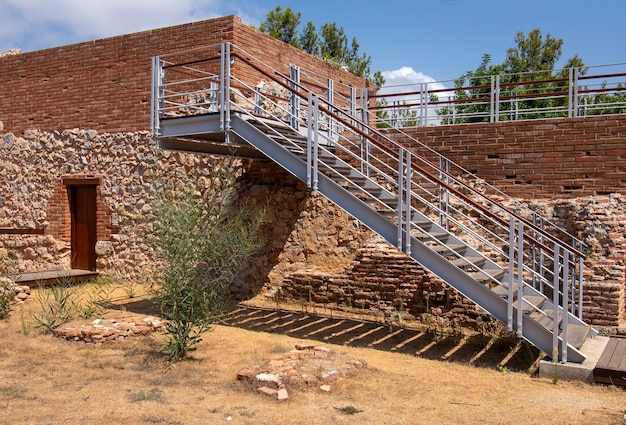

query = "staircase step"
414;230;449;242
491;283;519;298
413;220;434;231
530;302;559;329
565;324;591;350
451;255;486;270
430;242;466;255
468;268;504;284
522;294;546;313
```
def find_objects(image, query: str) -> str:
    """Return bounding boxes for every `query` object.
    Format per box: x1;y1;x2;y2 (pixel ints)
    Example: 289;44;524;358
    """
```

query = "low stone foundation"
278;236;489;329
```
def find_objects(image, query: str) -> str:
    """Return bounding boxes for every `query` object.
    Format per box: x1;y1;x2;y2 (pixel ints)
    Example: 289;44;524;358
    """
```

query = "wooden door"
70;186;97;271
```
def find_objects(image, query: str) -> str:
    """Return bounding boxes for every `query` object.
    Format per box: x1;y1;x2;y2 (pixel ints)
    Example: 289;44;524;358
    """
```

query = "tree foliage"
259;5;376;83
434;29;597;123
259;5;302;48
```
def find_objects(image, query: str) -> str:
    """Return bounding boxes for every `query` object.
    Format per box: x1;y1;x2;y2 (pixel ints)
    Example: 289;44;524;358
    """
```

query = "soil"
0;283;624;425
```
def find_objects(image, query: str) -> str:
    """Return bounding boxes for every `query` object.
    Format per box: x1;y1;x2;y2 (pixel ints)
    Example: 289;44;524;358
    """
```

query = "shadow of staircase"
223;305;541;373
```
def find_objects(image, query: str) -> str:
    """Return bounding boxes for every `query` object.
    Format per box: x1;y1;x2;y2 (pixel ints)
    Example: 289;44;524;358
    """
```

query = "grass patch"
129;388;164;403
335;405;363;415
0;384;28;400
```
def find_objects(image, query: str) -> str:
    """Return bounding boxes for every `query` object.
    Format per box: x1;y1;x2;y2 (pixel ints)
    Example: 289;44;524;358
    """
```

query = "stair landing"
538;335;609;383
594;336;626;387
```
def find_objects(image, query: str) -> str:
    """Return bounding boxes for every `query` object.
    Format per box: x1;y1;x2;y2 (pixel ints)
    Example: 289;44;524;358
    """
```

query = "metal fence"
369;62;626;127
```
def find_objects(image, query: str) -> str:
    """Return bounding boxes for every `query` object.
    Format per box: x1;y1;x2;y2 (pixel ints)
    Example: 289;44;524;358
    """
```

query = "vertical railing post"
567;67;574;118
219;42;231;134
360;87;370;178
253;87;262;116
561;249;570;363
577;246;584;320
150;56;163;139
404;150;412;255
397;147;405;250
360;87;370;126
552;244;561;362
350;87;357;121
573;68;579;118
289;65;300;130
306;91;313;189
312;94;319;191
516;221;524;336
490;75;496;122
494;75;500;122
420;82;428;126
327;78;335;140
507;216;515;332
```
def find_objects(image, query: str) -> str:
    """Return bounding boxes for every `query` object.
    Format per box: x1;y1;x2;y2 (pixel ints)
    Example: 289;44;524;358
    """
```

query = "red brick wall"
385;114;626;198
231;21;369;102
0;17;239;133
46;175;110;244
1;16;367;135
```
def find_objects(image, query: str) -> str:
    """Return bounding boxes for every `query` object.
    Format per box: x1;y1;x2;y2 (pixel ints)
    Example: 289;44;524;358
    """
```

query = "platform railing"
370;62;626;127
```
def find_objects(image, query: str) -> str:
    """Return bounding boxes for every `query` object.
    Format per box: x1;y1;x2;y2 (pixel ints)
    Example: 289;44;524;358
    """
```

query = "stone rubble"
0;277;31;302
236;343;367;401
52;316;163;343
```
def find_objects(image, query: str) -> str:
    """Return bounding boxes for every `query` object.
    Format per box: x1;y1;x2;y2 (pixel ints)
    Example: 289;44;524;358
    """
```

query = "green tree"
259;6;374;81
259;5;302;48
436;29;587;123
504;29;564;78
299;21;319;56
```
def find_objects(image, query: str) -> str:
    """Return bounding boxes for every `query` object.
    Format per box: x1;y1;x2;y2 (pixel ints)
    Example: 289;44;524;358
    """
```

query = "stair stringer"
230;115;588;364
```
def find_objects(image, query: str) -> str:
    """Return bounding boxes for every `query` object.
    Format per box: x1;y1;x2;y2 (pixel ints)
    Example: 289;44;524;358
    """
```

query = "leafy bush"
0;253;20;320
152;156;267;361
0;277;14;320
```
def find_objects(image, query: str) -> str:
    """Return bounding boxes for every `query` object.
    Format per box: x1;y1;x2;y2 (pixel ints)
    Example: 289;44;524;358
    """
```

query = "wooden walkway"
14;269;99;286
594;336;626;387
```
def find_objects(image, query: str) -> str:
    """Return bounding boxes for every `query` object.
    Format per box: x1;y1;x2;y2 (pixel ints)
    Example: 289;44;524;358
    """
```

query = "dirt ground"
0;283;624;425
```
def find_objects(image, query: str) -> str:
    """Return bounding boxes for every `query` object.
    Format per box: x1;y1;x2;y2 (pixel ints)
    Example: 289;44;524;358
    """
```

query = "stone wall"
0;125;624;328
0;127;369;293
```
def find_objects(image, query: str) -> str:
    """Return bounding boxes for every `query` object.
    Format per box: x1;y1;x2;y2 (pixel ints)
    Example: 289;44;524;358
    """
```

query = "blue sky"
1;0;625;88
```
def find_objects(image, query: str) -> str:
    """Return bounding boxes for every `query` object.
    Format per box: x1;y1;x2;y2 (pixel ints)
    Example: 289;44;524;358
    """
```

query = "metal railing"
370;63;626;127
152;42;592;361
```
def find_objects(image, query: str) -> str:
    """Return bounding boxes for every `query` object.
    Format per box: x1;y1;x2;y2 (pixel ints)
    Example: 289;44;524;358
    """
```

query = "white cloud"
0;0;245;52
377;66;454;126
380;66;449;95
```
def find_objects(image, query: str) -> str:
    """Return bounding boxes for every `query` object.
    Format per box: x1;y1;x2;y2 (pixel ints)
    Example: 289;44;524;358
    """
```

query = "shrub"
152;155;267;361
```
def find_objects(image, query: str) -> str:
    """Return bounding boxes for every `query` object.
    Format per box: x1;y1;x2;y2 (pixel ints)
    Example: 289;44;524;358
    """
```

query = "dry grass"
0;282;624;425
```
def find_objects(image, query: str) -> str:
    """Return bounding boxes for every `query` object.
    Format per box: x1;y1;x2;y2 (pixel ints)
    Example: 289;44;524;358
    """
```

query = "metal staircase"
151;42;597;363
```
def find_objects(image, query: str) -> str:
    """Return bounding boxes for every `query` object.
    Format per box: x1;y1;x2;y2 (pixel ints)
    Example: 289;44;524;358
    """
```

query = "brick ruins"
0;16;624;333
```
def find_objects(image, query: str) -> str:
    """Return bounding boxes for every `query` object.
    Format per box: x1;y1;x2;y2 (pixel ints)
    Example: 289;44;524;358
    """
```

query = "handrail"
227;46;586;269
156;42;585;260
151;43;590;354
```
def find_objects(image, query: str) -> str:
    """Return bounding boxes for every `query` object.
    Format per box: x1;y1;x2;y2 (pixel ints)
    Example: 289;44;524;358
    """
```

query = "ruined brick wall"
0;16;366;135
0;16;238;134
384;114;626;198
277;194;626;330
1;17;624;330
